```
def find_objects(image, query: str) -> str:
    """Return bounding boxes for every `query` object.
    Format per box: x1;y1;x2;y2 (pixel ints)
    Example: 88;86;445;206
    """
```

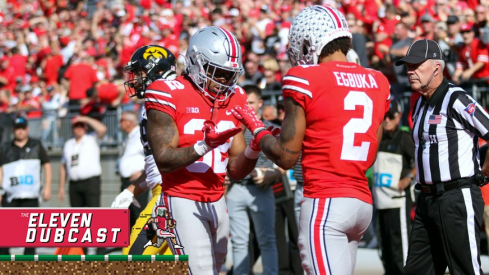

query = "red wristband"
255;129;272;144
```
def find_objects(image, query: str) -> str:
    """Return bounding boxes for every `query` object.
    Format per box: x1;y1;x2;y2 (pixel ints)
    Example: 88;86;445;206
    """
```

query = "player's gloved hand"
245;126;280;159
267;126;281;138
245;135;262;159
111;189;141;208
247;126;279;152
194;120;242;156
203;120;242;148
231;105;266;135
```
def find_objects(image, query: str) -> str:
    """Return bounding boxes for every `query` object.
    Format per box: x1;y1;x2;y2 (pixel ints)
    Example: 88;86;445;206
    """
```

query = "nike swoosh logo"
226;110;232;115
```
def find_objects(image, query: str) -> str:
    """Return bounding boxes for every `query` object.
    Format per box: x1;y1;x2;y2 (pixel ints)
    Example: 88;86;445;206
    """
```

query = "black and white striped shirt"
412;78;489;184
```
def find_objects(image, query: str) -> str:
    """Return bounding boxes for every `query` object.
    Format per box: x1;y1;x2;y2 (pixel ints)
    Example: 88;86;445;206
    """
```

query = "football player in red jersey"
233;6;391;275
143;27;261;274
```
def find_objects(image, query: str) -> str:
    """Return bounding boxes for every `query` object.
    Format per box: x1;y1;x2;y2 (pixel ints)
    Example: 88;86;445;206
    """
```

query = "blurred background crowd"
1;0;489;147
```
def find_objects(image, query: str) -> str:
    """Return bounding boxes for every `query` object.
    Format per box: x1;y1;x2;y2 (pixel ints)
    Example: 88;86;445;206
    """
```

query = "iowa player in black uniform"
111;45;177;255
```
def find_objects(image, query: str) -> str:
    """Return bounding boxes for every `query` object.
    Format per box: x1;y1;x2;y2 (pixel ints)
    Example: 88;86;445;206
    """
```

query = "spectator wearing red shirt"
373;5;399;62
119;37;137;68
0;89;12;114
96;81;123;109
0;57;16;95
39;0;56;17
14;85;42;119
63;56;98;113
41;42;64;86
94;65;124;110
453;23;489;85
9;47;28;83
433;0;451;23
159;26;180;58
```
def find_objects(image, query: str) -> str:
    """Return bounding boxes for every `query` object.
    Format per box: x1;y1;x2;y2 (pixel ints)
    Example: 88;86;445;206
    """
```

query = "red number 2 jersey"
144;76;247;202
283;61;390;204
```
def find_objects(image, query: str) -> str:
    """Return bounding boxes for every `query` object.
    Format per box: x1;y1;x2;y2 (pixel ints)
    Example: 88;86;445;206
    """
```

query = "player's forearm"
260;135;300;170
227;154;258;180
153;146;203;174
147;109;203;174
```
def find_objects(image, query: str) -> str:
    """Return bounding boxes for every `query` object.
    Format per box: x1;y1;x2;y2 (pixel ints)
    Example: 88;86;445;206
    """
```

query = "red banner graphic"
0;208;129;247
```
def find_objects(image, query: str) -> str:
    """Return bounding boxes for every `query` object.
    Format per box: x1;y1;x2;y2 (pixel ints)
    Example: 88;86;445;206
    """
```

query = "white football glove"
111;189;141;208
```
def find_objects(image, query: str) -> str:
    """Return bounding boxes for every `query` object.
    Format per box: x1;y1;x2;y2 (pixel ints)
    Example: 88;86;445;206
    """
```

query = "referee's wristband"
244;145;260;159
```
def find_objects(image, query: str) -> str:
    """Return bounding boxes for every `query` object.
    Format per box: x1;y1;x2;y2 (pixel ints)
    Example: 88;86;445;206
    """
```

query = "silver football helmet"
185;26;243;101
287;5;352;66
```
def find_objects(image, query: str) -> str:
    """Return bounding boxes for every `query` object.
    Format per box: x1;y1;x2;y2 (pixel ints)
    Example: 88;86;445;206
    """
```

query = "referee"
396;39;488;275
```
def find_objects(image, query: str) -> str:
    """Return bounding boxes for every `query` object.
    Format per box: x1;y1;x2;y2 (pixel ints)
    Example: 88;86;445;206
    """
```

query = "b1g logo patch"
464;102;477;116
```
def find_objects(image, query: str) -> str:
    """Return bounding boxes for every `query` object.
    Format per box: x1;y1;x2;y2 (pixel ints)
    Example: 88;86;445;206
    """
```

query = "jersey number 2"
341;91;373;161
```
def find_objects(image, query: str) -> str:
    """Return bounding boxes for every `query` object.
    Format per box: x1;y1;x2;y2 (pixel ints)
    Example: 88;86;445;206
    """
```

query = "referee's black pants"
405;184;484;275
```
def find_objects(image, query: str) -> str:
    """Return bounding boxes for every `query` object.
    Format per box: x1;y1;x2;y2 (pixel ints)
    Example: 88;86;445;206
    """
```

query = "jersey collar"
423;77;449;108
12;138;31;149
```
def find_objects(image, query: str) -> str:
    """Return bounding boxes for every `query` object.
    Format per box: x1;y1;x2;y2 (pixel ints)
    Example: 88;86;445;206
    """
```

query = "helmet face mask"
124;68;149;98
124;45;177;99
287;37;317;66
185;26;243;102
288;5;352;67
203;61;241;95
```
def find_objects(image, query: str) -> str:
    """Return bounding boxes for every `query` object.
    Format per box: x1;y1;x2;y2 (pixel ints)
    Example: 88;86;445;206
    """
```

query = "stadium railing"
26;109;122;150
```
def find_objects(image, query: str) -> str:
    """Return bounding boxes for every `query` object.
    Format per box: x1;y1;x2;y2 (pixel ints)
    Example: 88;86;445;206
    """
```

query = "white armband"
194;140;212;156
244;145;260;159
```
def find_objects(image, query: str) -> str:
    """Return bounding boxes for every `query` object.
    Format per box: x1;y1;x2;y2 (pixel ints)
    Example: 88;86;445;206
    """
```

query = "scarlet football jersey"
456;38;489;80
283;61;391;204
144;76;247;202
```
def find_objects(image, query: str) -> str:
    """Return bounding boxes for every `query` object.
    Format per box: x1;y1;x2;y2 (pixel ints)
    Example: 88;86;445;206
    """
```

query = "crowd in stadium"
1;0;489;135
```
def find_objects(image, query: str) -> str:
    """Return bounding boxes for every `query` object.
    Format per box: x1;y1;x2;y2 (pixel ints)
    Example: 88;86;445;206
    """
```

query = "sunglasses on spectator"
384;113;398;120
